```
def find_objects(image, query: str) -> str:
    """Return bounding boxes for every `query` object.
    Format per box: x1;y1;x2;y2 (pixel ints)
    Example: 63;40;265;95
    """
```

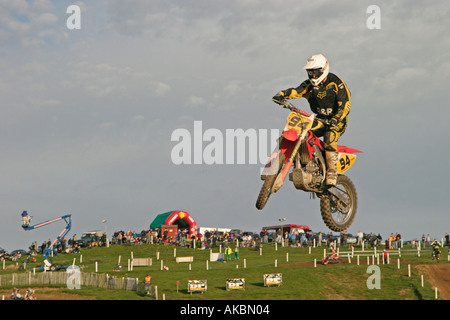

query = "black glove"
272;92;285;104
329;117;338;127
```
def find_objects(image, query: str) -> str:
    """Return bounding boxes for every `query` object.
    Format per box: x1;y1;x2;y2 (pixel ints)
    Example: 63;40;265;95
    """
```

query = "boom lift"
21;211;72;271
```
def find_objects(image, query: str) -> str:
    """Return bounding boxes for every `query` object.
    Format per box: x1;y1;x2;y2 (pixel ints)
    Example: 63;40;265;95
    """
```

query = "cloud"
223;80;243;96
35;12;58;26
155;82;171;96
131;115;145;122
99;121;116;129
66;61;155;97
186;95;206;107
1;0;450;252
0;0;68;47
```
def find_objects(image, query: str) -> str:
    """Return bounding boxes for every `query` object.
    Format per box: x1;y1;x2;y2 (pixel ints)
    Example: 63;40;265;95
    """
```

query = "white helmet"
303;54;329;86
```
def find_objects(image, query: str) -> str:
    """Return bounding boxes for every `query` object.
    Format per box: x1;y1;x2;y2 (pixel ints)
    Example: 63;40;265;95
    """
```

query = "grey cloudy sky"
1;0;449;252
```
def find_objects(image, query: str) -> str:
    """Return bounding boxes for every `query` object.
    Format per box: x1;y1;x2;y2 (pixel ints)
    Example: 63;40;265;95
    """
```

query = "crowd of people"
0;250;24;262
387;233;402;249
104;228;411;250
2;227;449;264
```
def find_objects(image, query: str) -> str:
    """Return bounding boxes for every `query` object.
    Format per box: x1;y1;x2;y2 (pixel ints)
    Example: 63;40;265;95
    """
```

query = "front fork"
271;136;304;193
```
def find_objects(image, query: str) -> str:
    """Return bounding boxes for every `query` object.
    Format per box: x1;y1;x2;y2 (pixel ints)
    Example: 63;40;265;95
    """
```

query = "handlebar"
272;98;335;126
272;98;312;117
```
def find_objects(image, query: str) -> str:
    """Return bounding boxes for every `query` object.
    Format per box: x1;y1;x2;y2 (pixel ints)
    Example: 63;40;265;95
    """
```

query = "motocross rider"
323;245;337;265
273;54;351;186
431;240;441;260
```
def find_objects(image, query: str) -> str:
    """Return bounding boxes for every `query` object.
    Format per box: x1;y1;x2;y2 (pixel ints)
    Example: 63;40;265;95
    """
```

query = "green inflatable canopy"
149;211;190;229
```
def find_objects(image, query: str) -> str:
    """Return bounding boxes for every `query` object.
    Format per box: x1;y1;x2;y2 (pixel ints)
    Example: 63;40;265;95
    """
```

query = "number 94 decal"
337;153;357;173
286;113;313;133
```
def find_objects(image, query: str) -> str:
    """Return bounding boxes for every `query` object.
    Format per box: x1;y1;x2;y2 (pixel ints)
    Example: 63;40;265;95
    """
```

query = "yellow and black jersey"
281;73;351;123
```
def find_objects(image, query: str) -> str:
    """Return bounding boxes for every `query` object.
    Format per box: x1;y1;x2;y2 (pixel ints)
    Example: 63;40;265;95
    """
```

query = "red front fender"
282;129;299;141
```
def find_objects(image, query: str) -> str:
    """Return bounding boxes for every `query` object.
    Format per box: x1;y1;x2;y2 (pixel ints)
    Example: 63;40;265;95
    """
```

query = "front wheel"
320;175;357;232
256;153;285;210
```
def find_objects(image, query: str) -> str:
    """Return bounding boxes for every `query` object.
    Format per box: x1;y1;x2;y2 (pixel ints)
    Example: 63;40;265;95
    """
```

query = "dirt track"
420;264;450;300
282;260;450;300
0;287;96;300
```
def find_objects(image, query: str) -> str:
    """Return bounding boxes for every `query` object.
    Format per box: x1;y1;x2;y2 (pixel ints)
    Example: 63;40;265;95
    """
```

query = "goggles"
307;68;323;79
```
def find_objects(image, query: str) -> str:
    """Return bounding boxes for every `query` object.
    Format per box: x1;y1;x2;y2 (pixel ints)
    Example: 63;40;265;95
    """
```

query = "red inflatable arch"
163;210;198;237
150;210;198;237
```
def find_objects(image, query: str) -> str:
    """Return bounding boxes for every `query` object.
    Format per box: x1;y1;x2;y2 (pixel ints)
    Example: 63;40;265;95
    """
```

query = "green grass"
1;243;445;300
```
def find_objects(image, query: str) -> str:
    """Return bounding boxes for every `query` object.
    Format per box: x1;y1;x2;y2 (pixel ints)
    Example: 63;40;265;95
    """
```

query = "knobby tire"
256;153;285;210
320;175;357;232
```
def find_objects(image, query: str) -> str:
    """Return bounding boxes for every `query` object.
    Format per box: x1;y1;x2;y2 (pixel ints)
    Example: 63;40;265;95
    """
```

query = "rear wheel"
433;251;440;262
256;153;285;210
320;175;357;232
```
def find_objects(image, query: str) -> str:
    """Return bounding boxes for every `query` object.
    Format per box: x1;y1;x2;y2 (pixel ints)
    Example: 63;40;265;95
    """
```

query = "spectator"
357;231;363;245
72;244;81;253
290;233;298;245
341;231;348;248
284;231;289;246
375;234;382;248
292;228;299;245
144;274;152;295
234;245;240;261
391;233;398;249
225;245;233;261
276;228;282;244
300;233;306;247
388;234;395;249
395;233;402;248
212;233;217;247
383;250;389;264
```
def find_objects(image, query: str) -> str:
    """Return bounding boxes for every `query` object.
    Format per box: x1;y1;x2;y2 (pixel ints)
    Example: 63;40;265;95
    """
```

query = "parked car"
10;249;27;256
77;230;105;247
9;249;28;261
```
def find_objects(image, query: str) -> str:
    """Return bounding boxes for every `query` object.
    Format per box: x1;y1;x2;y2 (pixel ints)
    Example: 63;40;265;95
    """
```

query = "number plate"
337;153;357;173
286;112;313;134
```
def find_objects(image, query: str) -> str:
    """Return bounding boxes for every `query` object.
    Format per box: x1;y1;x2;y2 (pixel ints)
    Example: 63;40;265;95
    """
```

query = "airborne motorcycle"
256;100;362;232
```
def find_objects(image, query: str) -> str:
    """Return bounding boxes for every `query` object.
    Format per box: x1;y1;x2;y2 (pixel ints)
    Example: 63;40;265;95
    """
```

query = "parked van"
78;230;105;247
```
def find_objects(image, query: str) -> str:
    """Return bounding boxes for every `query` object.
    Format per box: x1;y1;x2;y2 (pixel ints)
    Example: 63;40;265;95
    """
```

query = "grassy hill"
0;242;445;300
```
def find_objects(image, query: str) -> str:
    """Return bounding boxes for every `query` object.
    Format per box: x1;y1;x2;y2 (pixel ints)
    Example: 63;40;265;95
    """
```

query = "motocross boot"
325;151;338;186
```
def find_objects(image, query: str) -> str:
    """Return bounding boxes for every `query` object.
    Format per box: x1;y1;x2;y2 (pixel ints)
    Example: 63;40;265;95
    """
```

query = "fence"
0;271;141;292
